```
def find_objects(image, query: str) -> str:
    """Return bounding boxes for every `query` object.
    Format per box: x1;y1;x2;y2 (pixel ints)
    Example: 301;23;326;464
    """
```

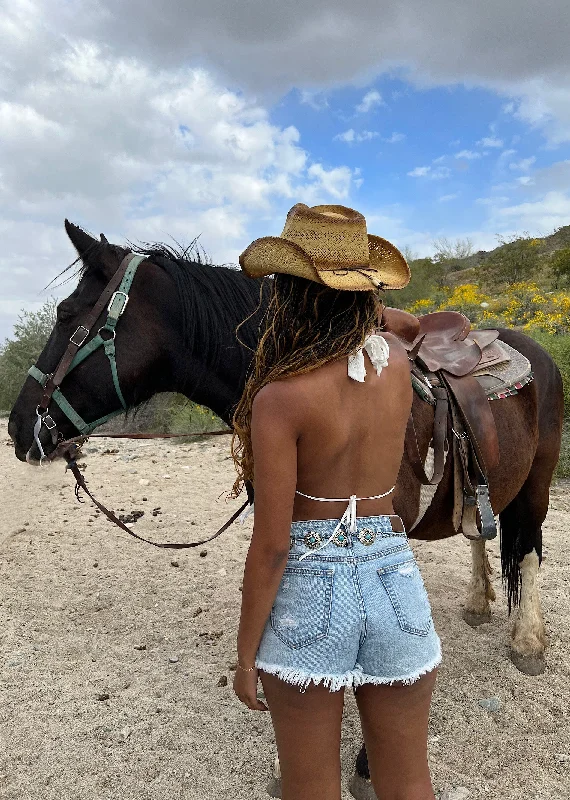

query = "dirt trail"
1;419;569;800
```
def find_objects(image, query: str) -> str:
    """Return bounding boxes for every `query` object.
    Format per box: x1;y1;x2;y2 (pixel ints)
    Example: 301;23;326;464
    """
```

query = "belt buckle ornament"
332;527;350;547
303;531;322;549
357;528;376;546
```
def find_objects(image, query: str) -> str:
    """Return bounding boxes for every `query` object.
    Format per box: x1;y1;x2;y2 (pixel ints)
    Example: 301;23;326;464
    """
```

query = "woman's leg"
355;669;437;800
260;672;345;800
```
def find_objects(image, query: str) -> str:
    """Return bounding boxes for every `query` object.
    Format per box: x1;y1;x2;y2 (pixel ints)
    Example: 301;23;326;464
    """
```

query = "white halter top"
295;333;393;559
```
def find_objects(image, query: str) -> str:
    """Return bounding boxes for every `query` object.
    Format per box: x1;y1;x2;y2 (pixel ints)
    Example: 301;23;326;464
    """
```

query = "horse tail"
498;510;523;615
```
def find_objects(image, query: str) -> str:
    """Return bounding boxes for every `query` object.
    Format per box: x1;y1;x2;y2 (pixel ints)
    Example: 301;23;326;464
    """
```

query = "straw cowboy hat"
239;203;410;291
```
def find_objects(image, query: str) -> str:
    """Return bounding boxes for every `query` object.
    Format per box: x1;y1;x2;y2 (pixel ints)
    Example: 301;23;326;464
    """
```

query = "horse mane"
134;240;268;374
49;231;269;378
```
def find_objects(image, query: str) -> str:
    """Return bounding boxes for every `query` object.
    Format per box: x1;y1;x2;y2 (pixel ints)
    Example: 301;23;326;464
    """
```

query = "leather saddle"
381;307;502;540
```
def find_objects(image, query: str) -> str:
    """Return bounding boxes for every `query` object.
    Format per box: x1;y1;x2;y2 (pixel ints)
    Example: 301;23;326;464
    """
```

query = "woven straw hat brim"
239;234;410;291
239;237;324;284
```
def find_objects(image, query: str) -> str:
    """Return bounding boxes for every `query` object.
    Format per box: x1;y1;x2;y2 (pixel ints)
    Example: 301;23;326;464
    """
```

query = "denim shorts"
256;515;441;692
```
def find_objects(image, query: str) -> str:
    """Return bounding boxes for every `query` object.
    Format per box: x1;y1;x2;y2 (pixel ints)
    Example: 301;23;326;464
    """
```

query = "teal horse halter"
26;250;249;549
28;253;146;460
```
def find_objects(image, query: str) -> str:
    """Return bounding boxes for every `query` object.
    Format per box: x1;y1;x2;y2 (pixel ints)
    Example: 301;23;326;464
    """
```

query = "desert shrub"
482;234;543;287
549;247;570;288
0;299;57;413
384;258;446;310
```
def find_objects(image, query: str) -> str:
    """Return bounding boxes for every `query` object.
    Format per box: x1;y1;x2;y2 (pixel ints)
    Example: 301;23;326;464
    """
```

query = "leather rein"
28;252;249;549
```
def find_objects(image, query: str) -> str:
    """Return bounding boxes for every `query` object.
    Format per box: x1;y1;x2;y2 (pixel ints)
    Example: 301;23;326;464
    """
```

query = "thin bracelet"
237;663;256;672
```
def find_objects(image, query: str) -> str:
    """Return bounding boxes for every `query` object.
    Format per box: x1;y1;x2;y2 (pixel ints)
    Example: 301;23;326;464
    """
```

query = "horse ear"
64;220;98;257
100;233;109;244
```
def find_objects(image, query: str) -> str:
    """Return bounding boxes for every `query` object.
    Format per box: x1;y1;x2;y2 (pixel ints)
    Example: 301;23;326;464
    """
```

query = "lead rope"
62;441;249;550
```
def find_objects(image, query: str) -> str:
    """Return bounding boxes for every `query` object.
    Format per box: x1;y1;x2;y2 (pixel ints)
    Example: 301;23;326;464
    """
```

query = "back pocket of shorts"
377;558;432;636
270;566;334;649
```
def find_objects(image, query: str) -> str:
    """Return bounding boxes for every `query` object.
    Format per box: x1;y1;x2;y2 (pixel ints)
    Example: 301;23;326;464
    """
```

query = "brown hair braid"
231;273;382;497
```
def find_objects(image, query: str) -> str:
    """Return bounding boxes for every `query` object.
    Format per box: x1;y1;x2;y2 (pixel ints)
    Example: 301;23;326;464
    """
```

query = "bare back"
287;332;412;521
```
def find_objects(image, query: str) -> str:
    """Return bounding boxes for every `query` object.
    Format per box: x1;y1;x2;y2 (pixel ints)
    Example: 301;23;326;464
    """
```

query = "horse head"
8;221;265;463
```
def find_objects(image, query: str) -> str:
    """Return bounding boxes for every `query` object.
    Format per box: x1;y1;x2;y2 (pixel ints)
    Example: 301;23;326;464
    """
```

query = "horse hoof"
349;772;379;800
510;650;546;676
462;609;491;627
266;777;282;798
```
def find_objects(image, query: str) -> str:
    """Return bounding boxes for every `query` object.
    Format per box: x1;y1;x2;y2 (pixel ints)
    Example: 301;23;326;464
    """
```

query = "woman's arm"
234;382;299;710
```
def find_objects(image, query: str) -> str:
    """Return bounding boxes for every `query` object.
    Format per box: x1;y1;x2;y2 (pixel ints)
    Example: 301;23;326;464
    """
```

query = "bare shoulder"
251;380;302;422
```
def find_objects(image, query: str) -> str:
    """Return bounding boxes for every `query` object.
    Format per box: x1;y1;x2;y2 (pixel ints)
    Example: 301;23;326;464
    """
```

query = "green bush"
526;331;570;416
384;258;446;310
0;299;57;413
520;331;570;478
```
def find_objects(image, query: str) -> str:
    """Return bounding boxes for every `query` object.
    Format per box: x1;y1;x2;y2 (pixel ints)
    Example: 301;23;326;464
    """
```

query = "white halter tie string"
347;333;390;382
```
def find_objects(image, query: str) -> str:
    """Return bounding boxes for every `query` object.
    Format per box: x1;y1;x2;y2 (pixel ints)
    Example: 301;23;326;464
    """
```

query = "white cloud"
407;165;451;179
509;156;536;171
334;128;379;143
299;90;329;110
356;90;383;113
0;9;360;340
439;193;459;202
384;132;406;143
455;150;482;160
477;136;504;148
5;0;567;145
494;191;570;232
408;166;431;177
306;164;355;199
516;176;534;186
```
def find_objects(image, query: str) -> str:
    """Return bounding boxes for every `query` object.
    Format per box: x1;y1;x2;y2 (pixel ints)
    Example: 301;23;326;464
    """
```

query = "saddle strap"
442;372;500;472
450;402;497;540
405;386;449;485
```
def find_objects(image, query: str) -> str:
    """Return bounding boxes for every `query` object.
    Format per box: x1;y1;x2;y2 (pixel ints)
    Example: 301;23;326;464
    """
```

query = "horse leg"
510;548;546;675
462;539;496;627
499;464;549;676
267;755;282;798
348;745;377;800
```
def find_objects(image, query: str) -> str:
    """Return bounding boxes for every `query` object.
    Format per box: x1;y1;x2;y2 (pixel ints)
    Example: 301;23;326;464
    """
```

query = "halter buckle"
70;325;89;347
108;291;129;318
42;414;57;431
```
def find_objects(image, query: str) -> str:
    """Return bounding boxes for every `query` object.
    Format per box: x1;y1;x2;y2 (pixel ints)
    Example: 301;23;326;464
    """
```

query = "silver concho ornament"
357;528;376;546
304;531;322;549
331;528;350;547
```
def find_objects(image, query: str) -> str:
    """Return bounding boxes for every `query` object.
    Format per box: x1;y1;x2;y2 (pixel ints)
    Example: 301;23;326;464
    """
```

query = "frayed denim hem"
353;646;442;688
256;645;442;693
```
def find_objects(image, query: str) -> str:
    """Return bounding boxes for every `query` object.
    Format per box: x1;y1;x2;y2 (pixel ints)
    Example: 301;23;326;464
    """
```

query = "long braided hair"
231;273;382;497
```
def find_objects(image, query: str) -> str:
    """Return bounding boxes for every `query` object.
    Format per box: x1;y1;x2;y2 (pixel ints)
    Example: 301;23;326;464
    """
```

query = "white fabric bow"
348;334;390;382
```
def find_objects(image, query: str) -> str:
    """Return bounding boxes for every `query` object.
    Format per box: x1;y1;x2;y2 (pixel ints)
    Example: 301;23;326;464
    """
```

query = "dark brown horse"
8;224;563;800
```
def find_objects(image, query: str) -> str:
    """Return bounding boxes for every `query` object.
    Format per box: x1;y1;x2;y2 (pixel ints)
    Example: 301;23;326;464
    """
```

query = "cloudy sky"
1;0;570;340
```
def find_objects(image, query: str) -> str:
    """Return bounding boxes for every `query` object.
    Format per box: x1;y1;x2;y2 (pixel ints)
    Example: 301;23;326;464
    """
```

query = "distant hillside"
386;224;570;308
445;224;570;273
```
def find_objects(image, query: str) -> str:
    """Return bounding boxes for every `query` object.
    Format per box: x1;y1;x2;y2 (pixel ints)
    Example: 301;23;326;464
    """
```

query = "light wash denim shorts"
256;515;441;692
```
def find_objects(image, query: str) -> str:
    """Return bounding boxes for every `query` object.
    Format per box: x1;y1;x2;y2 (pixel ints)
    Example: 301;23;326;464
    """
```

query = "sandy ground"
1;418;569;800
